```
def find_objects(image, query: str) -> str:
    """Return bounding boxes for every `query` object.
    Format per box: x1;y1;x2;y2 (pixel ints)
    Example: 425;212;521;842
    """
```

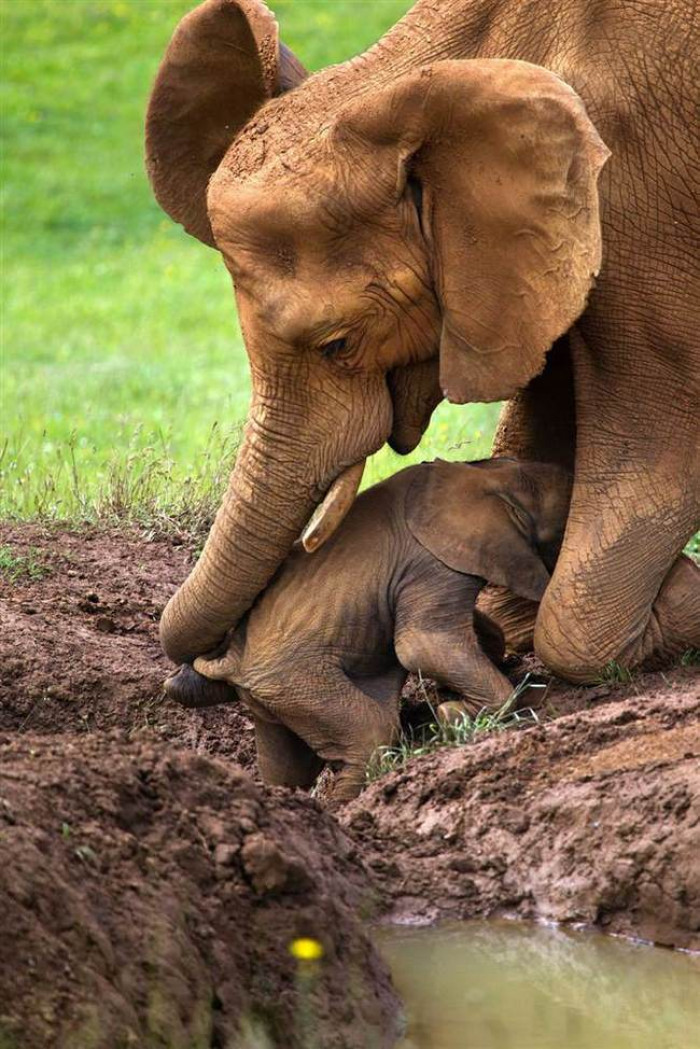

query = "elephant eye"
320;337;348;360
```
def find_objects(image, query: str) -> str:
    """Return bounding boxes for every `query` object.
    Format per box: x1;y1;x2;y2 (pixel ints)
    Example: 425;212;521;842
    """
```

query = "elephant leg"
253;716;325;789
622;555;700;668
483;338;575;652
262;663;400;804
476;586;539;655
534;303;700;681
394;567;513;713
396;623;513;715
537;507;700;683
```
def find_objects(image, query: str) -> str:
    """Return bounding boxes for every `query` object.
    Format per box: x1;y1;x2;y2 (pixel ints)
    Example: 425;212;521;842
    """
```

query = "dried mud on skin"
0;734;399;1049
343;678;700;950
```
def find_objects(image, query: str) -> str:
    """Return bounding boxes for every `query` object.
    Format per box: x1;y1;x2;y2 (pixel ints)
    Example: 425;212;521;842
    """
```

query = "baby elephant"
174;458;571;802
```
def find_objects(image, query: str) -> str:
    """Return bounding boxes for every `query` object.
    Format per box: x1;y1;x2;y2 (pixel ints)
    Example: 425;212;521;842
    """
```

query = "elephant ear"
336;60;609;403
406;460;551;602
145;0;307;246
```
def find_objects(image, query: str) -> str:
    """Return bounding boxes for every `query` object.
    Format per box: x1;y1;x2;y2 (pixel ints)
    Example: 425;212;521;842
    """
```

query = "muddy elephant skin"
146;0;700;684
167;458;572;800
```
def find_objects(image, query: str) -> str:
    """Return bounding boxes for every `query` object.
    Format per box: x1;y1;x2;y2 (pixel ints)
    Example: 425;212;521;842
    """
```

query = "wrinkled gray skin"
170;459;572;801
147;0;700;690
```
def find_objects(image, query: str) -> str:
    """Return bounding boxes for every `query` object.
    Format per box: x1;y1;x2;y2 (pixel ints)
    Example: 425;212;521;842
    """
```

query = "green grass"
0;543;49;582
599;660;634;685
367;674;544;783
686;534;700;558
1;0;498;523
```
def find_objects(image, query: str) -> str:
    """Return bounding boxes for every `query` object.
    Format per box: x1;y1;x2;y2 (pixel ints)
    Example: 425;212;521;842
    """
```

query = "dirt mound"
342;674;700;950
0;732;398;1049
0;524;256;769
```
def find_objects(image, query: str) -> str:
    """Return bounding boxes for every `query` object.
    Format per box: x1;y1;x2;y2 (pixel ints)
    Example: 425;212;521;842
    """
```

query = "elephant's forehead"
239;269;362;341
208;146;390;266
209;148;338;231
209;180;378;306
210;194;341;284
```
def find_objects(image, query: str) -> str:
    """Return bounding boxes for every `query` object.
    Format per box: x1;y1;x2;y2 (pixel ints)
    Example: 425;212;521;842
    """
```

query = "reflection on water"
377;921;700;1049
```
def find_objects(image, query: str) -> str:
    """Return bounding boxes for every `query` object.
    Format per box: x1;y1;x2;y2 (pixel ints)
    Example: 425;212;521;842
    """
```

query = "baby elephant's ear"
406;462;551;602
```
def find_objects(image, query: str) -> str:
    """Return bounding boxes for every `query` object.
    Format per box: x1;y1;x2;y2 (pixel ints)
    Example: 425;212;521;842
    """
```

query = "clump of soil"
0;524;255;768
0;733;399;1049
343;675;700;950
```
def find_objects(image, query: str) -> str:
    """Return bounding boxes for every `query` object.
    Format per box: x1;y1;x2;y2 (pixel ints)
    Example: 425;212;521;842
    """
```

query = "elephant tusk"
301;460;366;553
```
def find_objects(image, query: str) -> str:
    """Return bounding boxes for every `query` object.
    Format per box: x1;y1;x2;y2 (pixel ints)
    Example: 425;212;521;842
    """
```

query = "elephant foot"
163;663;239;709
477;585;539;654
325;763;368;807
254;717;325;789
436;700;474;726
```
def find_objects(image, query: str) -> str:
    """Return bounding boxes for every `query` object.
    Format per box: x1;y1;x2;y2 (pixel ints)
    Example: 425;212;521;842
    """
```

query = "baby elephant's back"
243;468;415;658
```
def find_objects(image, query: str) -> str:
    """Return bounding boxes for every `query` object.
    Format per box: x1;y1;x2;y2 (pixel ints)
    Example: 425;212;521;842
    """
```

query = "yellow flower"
289;937;324;962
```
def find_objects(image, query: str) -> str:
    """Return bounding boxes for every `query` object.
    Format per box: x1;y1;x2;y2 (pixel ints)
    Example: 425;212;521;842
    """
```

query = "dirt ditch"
1;523;699;1044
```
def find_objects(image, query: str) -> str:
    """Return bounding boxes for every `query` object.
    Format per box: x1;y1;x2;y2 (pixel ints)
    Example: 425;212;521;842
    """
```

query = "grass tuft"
367;674;545;783
1;424;241;545
685;534;700;558
599;661;634;685
0;545;50;583
681;648;700;667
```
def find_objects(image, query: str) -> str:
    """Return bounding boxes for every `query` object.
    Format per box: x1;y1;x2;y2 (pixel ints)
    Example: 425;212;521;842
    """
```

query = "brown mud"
1;524;699;1045
0;733;398;1049
0;523;256;767
343;681;700;950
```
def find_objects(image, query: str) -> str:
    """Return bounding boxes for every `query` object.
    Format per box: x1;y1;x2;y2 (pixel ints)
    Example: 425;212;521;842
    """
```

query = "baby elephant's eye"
320;337;348;360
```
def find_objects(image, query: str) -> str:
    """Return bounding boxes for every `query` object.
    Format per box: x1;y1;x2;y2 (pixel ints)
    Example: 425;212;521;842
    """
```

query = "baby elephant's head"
500;460;574;571
407;457;573;602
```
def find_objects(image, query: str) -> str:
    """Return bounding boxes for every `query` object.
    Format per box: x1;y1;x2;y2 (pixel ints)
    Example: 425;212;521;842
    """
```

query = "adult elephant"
146;0;700;684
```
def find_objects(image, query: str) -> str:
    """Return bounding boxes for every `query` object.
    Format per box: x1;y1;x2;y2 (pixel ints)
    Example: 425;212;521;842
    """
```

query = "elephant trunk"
161;365;393;666
160;403;323;665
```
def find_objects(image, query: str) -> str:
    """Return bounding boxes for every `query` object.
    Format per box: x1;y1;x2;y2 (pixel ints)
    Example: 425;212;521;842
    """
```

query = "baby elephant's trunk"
163;663;240;708
164;628;246;708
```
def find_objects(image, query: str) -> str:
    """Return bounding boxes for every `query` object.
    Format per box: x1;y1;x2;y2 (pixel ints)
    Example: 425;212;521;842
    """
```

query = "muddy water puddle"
377;921;700;1049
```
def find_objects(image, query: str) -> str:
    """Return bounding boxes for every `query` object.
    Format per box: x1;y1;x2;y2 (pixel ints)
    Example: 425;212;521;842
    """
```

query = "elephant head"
406;458;574;602
146;0;609;665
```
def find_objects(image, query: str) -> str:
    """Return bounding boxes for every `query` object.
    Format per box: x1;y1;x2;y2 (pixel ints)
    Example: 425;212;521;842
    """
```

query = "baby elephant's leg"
276;663;401;804
395;565;513;719
253;716;325;789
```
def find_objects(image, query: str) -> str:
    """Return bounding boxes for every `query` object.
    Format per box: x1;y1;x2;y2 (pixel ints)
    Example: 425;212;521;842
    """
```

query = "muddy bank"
343;676;700;950
2;522;700;1044
0;524;256;768
0;732;398;1049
